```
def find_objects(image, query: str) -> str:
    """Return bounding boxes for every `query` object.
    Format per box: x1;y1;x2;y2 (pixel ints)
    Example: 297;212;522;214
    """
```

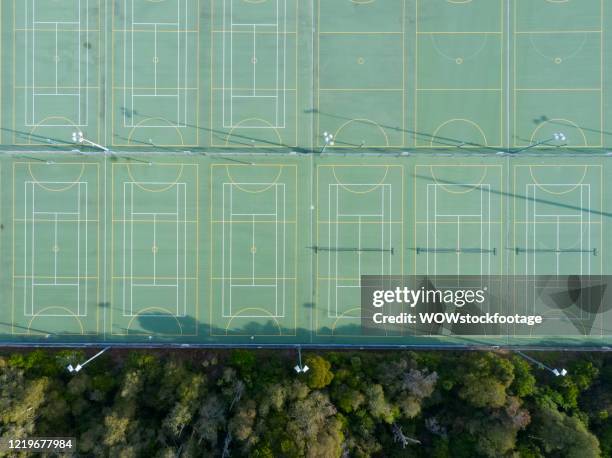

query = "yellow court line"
515;88;601;91
318;221;403;224
414;164;504;275
209;0;298;149
415;221;503;224
16;85;102;90
527;166;589;195
515;30;601;34
15;275;99;279
414;0;504;149
12;0;102;146
14;219;100;223
601;0;604;147
112;86;198;90
417;31;502;35
212;220;297;224
319;88;404;92
210;162;297;337
125;163;185;192
16;28;100;32
223;309;282;332
113;219;197;224
417;88;502;91
25;162;88;190
212;30;296;34
212;277;297;281
315;164;405;333
224;165;284;193
125;307;184;335
111;1;200;148
211;87;296;91
112;28;199;33
512;164;604;274
316;0;406;149
11;162;101;335
319;31;402;35
513;0;604;147
109;162;199;335
112;276;198;280
514;221;602;225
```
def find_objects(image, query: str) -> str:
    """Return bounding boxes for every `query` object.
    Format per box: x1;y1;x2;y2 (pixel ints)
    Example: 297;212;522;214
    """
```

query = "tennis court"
0;154;611;347
0;1;612;347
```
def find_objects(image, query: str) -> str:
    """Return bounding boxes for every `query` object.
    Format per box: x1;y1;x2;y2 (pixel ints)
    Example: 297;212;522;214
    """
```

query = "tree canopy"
0;349;609;457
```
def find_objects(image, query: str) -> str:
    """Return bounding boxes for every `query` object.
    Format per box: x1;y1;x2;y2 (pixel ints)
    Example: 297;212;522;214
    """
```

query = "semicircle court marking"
528;32;588;64
28;307;85;335
331;307;363;334
333;118;390;148
126;307;184;335
224;308;282;335
126;163;185;193
27;163;86;192
350;0;376;5
225;164;284;193
447;0;473;4
528;165;589;195
243;0;268;4
224;117;284;147
429;33;489;64
28;115;79;144
331;166;390;194
429;165;489;194
529;118;588;146
127;117;185;146
430;118;489;147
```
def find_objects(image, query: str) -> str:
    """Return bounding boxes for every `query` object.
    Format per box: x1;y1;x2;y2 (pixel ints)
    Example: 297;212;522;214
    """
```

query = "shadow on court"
413;172;612;219
0;127;78;149
119;109;310;153
311;108;504;153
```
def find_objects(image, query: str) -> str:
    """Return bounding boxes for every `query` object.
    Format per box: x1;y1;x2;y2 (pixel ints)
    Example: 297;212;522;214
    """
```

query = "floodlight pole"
512;132;566;154
294;346;309;374
515;350;567;377
72;131;110;153
320;132;334;154
67;347;111;374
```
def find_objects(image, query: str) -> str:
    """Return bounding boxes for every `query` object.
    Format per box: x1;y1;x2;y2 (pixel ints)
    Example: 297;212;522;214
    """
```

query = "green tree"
305;355;334;389
531;402;601;458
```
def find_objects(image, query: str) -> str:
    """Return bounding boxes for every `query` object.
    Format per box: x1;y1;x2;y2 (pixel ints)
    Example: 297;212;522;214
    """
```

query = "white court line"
425;184;493;275
77;184;81;316
26;0;89;126
123;181;187;317
221;182;286;318
328;183;394;319
125;1;187;128
23;181;88;317
527;184;593;277
222;0;287;128
506;0;510;149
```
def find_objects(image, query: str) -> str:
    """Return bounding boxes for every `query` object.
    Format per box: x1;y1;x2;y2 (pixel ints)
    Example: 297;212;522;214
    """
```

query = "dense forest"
0;348;610;457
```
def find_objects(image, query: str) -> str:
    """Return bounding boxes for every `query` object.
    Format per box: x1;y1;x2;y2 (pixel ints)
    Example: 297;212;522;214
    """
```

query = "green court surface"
0;154;612;348
1;1;612;348
1;0;612;151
